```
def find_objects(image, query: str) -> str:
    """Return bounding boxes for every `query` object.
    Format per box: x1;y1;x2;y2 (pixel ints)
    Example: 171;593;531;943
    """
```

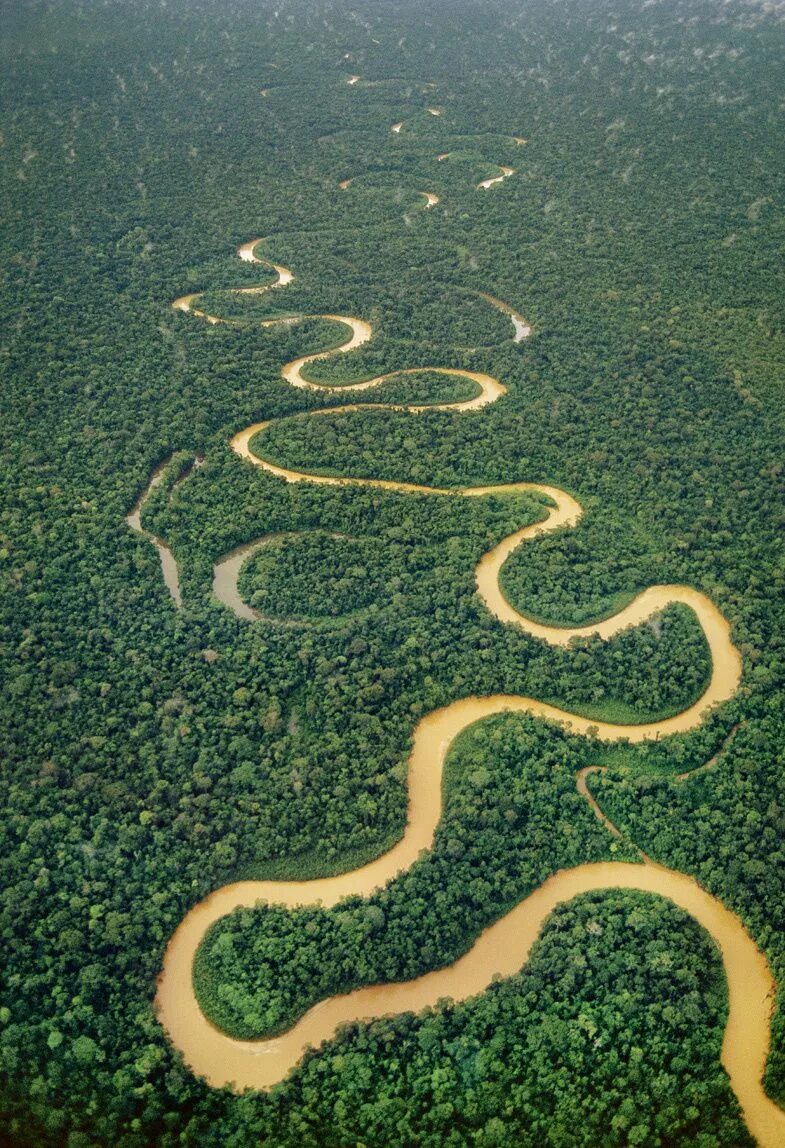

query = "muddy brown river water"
479;165;515;189
152;239;784;1146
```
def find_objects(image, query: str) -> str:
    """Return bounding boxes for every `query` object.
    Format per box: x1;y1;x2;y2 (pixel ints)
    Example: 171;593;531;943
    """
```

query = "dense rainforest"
2;0;785;1144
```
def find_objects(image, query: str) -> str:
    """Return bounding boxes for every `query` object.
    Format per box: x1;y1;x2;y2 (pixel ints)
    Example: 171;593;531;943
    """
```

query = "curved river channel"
153;239;785;1146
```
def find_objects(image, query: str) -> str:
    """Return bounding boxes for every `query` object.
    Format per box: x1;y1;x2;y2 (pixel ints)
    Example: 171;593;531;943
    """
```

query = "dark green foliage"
194;715;627;1039
254;892;750;1147
2;0;785;1144
238;532;388;618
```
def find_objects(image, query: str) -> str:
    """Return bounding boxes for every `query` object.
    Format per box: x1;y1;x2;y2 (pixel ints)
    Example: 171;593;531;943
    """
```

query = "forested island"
3;0;785;1144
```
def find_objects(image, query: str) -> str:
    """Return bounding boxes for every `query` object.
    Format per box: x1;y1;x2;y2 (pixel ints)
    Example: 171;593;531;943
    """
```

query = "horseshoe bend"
158;860;784;1147
153;238;785;1146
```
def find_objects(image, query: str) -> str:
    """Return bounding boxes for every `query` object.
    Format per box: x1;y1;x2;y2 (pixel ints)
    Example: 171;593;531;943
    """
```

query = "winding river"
213;531;363;626
479;291;531;341
336;180;438;207
478;164;515;190
153;240;785;1146
126;455;202;605
126;460;181;605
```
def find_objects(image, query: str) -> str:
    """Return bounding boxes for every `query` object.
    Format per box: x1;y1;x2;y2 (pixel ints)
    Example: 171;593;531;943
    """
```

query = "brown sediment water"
171;241;294;325
212;532;355;623
480;291;532;341
192;253;509;410
157;685;782;1145
269;309;500;405
675;723;742;781
212;537;273;622
156;852;784;1148
479;165;515;190
126;456;203;606
576;724;743;849
576;767;625;841
172;293;221;325
237;238;293;284
154;239;785;1148
126;461;182;605
228;415;742;741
